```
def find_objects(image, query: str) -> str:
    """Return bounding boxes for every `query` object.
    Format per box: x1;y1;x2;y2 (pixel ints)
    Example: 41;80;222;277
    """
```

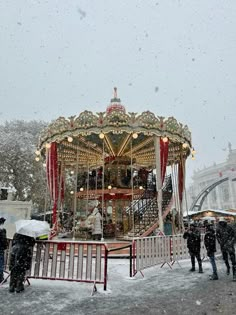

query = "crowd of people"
183;217;236;281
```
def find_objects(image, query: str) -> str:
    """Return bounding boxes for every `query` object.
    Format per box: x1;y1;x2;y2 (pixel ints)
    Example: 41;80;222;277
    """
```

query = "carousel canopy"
37;88;192;169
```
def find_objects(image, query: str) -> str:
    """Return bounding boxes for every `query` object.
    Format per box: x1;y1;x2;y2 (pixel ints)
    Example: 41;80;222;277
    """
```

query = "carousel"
36;88;193;240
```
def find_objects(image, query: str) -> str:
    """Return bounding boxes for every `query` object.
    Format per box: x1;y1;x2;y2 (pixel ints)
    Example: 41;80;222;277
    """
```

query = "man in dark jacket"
216;217;236;281
204;223;218;280
9;233;35;293
0;217;7;283
183;223;203;273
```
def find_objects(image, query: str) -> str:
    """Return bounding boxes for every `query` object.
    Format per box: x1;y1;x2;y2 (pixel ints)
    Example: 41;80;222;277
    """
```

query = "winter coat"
216;222;235;251
0;226;7;253
9;233;35;271
183;229;201;254
204;228;216;256
91;208;102;235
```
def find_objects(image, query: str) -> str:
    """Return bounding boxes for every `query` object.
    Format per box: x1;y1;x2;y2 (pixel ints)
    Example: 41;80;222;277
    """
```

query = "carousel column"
86;162;89;217
154;136;164;232
72;150;79;240
101;137;105;241
131;134;134;236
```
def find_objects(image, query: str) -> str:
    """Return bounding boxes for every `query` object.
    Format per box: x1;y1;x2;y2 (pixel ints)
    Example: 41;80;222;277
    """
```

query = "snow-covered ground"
0;256;235;315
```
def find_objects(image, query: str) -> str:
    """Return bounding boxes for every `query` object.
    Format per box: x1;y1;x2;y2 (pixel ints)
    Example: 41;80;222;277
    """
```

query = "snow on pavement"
0;257;235;315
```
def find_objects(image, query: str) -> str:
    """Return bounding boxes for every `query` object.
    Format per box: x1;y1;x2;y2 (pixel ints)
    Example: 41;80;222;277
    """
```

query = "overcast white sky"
0;0;236;185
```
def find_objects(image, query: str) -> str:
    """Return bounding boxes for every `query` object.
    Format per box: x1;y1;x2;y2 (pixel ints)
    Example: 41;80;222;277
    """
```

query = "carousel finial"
114;87;117;99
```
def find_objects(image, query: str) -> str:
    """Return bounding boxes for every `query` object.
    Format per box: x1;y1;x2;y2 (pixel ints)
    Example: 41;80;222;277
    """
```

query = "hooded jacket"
204;225;216;256
216;221;235;251
0;225;7;253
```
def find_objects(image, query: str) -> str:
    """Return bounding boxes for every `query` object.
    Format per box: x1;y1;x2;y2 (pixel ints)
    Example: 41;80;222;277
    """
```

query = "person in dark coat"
204;223;218;280
9;233;35;293
183;223;203;273
216;217;236;281
0;217;7;283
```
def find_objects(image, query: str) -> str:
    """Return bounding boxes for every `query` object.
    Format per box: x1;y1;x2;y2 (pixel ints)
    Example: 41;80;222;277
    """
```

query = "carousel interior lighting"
139;186;143;190
70;170;74;175
45;143;51;149
35;157;40;162
70;190;74;195
132;132;138;139
162;136;168;143
108;185;112;189
80;187;84;192
42;162;46;167
67;136;73;143
35;150;40;155
182;143;188;149
99;132;105;139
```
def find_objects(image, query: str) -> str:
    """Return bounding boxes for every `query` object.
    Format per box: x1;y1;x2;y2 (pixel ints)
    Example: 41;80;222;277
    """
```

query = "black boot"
226;262;230;275
16;280;24;293
233;266;236;281
189;256;195;271
198;261;203;273
209;273;218;280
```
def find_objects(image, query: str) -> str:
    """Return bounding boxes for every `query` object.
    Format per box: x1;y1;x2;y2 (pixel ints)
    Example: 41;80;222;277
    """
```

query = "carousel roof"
38;88;192;169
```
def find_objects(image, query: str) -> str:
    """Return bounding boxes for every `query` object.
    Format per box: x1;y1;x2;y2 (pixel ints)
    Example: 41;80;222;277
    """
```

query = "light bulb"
162;136;168;143
45;143;51;149
35;150;40;155
132;133;138;139
68;136;73;143
35;157;40;162
182;143;188;149
99;133;105;139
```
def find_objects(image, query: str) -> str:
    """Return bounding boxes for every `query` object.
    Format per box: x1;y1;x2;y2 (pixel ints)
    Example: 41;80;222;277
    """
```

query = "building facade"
186;144;236;213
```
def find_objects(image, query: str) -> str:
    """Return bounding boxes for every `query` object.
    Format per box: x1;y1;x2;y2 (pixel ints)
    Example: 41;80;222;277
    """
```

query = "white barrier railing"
3;240;108;290
133;234;221;275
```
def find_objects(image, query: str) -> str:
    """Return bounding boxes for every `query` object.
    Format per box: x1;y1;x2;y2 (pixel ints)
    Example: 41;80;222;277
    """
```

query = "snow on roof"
188;209;236;217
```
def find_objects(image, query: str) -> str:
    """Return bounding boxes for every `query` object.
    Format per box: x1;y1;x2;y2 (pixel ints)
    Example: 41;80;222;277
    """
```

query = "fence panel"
3;240;108;290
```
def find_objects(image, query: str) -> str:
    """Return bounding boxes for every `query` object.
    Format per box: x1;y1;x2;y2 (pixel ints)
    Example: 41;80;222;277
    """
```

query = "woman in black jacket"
204;223;218;280
9;233;35;293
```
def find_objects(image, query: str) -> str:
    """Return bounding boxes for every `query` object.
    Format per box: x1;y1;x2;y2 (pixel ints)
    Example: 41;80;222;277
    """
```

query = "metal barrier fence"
3;240;108;290
133;234;221;275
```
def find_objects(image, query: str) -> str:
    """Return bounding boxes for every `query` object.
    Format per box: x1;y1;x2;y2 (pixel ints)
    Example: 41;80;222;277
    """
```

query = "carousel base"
53;234;132;257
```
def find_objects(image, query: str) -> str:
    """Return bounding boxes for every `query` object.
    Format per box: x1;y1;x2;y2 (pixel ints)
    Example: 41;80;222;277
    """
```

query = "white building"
186;144;236;213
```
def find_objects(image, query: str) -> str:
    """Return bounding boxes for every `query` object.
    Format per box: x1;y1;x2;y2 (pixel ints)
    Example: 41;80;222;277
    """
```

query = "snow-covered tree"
0;120;48;210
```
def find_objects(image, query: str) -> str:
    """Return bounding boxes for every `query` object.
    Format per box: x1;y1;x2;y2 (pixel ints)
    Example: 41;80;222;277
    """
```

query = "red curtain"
160;138;169;184
46;142;58;225
178;160;184;204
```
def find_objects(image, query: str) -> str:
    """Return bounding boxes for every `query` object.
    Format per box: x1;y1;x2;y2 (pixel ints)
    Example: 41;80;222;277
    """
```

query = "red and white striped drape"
160;138;169;184
46;142;58;225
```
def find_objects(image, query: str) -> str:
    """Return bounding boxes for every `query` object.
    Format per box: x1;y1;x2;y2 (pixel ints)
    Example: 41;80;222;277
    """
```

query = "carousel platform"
53;236;132;257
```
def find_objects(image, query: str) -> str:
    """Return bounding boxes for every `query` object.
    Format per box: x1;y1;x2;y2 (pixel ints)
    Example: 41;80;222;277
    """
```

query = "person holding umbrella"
9;233;35;293
0;217;7;283
8;219;50;293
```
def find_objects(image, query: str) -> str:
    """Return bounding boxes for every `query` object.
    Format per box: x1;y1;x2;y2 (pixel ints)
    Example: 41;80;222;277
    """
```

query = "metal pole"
86;163;89;217
154;136;164;232
131;136;134;236
101;139;105;241
72;150;79;240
